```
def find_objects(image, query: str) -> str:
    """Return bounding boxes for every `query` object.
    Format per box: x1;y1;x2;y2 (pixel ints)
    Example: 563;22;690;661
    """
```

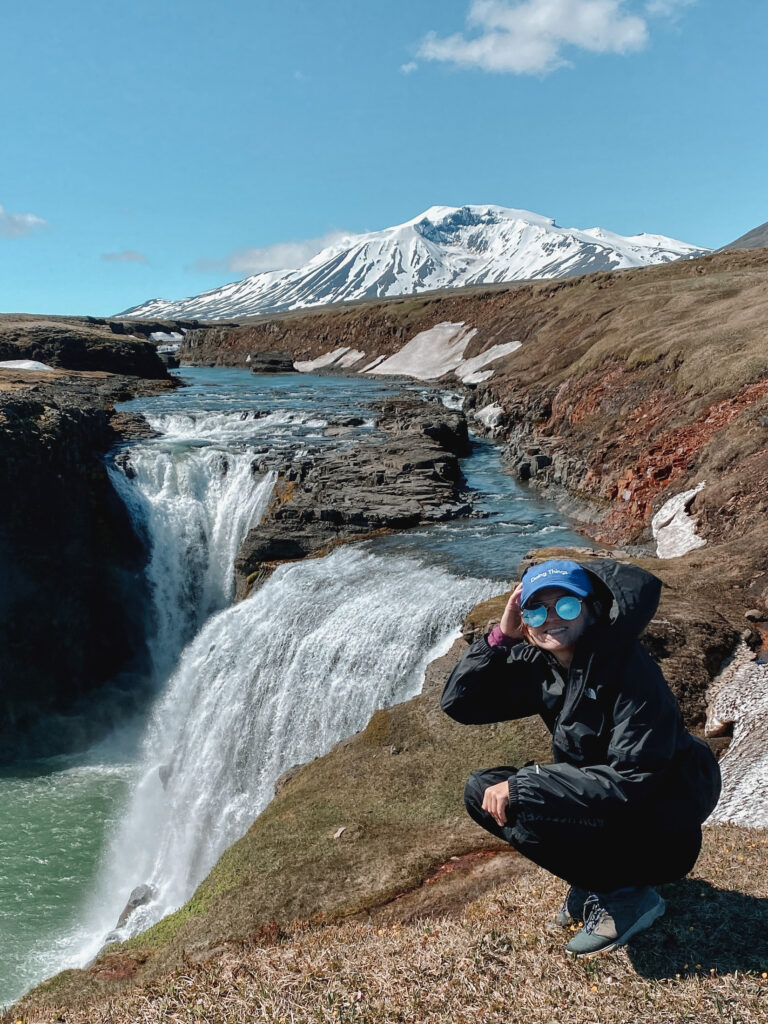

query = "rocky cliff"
234;396;472;597
0;342;176;755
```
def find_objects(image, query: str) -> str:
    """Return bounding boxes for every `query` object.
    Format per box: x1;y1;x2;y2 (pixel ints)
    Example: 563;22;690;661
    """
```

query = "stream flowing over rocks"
85;547;499;949
79;374;497;948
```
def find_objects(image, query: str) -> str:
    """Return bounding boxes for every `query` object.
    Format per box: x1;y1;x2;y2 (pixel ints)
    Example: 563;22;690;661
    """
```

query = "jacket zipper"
551;650;595;760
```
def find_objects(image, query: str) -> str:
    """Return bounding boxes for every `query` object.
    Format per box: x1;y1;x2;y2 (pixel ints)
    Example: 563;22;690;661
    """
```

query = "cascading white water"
143;409;332;443
76;546;499;956
108;439;276;678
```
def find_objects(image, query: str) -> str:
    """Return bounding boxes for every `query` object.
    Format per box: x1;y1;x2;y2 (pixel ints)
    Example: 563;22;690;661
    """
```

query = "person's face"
523;587;591;658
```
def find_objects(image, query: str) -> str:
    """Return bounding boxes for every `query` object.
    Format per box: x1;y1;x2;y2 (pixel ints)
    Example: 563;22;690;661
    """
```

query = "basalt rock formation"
248;350;296;373
0;315;172;379
235;397;472;596
0;364;175;756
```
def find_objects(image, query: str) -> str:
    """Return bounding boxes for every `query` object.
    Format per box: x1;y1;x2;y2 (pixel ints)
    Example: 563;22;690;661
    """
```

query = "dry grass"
11;826;767;1024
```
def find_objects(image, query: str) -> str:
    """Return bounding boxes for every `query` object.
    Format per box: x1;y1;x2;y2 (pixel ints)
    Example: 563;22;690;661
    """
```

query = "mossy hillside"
482;253;768;405
12;825;768;1024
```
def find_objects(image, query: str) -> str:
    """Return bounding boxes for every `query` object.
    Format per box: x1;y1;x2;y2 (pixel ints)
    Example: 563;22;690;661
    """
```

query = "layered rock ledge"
0;315;172;379
0;362;176;756
235;396;473;596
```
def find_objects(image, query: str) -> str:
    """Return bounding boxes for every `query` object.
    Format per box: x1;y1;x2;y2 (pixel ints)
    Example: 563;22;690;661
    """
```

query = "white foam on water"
144;409;328;444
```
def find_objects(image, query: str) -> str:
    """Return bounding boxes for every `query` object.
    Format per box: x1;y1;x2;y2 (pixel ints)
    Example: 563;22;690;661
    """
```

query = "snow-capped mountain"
121;205;709;321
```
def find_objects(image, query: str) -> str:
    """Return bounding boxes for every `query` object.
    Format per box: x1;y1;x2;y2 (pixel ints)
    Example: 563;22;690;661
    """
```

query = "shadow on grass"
626;878;768;978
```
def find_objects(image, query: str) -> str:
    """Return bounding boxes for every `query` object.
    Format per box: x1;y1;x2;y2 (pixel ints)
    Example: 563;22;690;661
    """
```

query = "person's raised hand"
499;582;525;640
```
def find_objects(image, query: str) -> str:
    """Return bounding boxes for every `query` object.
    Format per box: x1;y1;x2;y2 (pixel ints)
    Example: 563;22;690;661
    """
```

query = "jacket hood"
579;558;661;641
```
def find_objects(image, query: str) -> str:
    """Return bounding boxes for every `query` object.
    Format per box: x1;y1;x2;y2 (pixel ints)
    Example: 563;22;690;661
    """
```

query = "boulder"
248;350;297;373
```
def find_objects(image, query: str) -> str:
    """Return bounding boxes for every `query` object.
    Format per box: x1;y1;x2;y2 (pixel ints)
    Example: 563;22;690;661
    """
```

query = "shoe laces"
583;894;609;934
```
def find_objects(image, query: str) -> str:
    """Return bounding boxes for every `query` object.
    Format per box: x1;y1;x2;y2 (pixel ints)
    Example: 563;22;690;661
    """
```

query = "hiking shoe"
566;887;665;957
550;886;588;929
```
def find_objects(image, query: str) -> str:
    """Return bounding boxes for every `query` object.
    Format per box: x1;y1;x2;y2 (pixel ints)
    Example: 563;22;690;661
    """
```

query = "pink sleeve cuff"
488;624;517;648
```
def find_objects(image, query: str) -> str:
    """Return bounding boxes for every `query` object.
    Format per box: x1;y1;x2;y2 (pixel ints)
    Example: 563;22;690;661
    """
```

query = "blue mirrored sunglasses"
521;594;584;628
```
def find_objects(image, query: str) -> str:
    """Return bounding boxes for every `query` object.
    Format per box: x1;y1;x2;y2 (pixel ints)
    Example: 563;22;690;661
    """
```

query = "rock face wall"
0;317;173;379
0;369;172;756
234;397;472;597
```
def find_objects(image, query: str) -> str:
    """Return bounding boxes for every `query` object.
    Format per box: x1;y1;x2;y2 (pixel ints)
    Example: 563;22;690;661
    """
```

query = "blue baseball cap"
521;560;593;607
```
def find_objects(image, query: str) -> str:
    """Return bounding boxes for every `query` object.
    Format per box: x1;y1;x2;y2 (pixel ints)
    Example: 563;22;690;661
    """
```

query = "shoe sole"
567;897;666;959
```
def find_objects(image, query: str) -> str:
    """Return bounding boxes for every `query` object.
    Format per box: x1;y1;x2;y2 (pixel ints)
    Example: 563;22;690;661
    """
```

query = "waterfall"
77;546;499;955
108;440;276;679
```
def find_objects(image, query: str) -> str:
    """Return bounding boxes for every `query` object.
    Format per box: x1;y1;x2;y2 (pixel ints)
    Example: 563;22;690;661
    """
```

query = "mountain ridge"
121;204;708;321
721;218;768;251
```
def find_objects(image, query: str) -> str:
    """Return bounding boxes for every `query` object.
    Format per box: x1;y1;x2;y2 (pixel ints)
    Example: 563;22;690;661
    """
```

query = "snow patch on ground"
296;327;519;384
473;403;506;429
706;641;768;827
364;325;520;384
651;483;707;558
0;359;55;371
336;349;366;367
368;323;477;381
362;355;386;372
294;347;351;372
462;370;494;384
455;341;522;383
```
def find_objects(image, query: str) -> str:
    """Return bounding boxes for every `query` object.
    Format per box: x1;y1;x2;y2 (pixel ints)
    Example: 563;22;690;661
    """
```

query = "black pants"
464;766;702;893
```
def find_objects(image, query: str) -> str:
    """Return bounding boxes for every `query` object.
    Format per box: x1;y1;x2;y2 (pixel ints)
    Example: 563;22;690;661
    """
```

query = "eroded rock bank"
234;396;472;597
0;359;175;756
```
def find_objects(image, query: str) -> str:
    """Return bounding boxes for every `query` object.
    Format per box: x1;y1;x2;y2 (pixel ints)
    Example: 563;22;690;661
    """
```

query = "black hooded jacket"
441;559;721;831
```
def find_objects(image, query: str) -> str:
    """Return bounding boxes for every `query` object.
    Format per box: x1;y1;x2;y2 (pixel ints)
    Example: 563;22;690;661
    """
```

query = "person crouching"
441;558;721;957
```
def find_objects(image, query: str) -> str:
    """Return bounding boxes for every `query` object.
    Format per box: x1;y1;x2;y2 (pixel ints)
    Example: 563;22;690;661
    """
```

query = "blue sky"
2;0;766;315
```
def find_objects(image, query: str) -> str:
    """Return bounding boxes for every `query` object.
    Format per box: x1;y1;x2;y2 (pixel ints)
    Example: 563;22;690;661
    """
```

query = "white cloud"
417;0;649;74
0;203;47;239
401;61;418;74
191;231;350;276
101;249;149;264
